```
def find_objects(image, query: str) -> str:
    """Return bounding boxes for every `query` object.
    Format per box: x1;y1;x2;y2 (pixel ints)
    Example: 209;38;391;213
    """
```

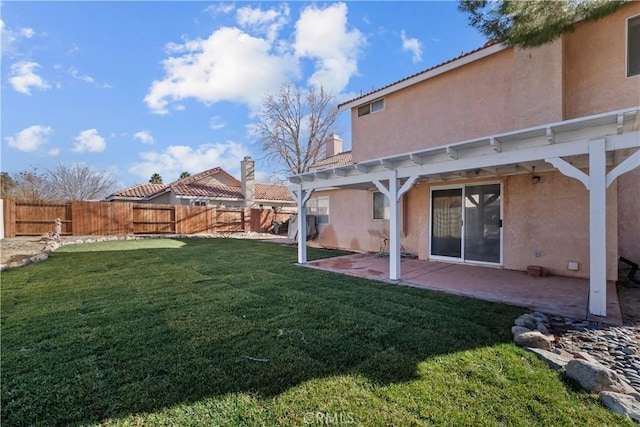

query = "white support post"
388;171;401;281
373;173;417;281
589;139;607;317
291;185;312;264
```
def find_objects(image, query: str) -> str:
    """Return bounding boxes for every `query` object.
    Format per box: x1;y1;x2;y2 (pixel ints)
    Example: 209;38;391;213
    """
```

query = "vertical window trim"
627;14;640;78
372;191;390;220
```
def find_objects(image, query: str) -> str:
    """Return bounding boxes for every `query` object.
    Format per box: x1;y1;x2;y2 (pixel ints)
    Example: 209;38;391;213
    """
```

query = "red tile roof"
108;167;293;203
310;151;353;169
255;183;292;201
107;183;166;199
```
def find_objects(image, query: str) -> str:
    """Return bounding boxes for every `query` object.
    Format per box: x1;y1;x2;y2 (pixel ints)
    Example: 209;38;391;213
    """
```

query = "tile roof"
170;183;243;199
310;151;353;170
108;166;293;203
338;40;500;109
107;183;166;199
255;183;292;201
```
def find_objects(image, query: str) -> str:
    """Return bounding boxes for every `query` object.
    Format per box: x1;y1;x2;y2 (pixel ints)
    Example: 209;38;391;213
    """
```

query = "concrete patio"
303;253;623;325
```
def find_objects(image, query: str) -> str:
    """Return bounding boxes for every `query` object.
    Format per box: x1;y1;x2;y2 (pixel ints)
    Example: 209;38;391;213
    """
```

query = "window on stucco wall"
357;98;385;117
373;191;390;219
309;197;330;224
628;15;640;77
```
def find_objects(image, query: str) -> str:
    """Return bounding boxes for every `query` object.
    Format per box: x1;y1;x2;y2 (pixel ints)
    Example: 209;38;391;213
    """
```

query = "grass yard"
1;238;631;426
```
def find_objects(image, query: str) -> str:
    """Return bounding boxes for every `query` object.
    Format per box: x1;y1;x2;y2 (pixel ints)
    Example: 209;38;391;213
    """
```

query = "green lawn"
1;238;630;426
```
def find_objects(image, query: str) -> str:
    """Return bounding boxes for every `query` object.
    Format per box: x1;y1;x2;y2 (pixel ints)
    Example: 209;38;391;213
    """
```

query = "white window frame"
309;196;330;224
193;200;208;206
428;181;504;267
357;98;385;117
372;191;390;220
627;14;640;78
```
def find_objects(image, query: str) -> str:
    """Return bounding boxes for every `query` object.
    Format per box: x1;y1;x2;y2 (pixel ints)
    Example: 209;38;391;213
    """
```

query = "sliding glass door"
430;183;502;264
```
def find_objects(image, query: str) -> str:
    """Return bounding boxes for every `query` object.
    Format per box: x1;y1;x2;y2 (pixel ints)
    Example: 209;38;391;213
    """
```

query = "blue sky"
1;1;487;189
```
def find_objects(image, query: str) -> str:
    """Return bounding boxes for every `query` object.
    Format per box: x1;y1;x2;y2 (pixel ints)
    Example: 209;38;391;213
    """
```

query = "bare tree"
255;83;339;175
46;163;118;200
6;168;55;200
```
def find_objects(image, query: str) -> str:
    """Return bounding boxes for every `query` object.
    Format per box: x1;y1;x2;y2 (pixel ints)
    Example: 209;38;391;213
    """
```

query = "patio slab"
304;253;623;325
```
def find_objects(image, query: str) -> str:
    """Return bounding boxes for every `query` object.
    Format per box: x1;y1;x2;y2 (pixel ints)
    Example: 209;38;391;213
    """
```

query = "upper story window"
373;191;389;220
193;200;207;206
357;98;385;117
308;196;330;224
628;15;640;77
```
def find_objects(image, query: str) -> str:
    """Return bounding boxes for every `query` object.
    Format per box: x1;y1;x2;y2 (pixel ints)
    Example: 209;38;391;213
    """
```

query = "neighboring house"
107;157;296;211
290;3;640;318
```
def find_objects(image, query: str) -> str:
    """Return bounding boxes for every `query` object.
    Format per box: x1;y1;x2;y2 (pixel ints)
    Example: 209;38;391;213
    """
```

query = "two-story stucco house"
289;3;640;318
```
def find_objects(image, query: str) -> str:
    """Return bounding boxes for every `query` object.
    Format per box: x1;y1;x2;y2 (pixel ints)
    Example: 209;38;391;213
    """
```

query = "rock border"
512;312;640;422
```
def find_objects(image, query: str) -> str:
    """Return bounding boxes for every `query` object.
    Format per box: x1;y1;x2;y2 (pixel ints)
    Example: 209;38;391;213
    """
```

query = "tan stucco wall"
503;172;618;281
617;150;640;263
314;173;621;280
564;2;640;119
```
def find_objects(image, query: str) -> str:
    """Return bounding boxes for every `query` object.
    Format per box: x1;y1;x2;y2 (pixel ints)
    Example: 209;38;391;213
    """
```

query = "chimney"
325;134;343;159
240;156;255;208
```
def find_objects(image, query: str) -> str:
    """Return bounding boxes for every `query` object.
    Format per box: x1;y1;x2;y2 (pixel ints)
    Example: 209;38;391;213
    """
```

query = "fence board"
2;199;290;237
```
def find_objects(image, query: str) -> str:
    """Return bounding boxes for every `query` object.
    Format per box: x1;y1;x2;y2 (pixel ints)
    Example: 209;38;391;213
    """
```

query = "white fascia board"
338;43;507;112
175;195;243;202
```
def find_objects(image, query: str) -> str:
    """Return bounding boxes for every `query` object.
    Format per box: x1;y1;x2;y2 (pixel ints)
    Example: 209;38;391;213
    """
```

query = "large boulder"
514;313;538;330
513;331;552;350
565;359;637;394
599;391;640;422
526;347;572;370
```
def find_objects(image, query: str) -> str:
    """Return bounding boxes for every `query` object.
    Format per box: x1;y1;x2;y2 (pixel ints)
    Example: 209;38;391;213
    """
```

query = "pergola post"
291;185;313;264
373;173;418;281
588;138;607;316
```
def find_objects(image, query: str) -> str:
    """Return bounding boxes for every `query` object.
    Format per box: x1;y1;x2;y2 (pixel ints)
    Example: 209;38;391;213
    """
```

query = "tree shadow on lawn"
1;238;526;426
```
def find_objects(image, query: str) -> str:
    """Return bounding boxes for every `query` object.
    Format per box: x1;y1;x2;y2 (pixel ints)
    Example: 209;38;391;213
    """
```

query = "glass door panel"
431;188;462;258
464;184;501;263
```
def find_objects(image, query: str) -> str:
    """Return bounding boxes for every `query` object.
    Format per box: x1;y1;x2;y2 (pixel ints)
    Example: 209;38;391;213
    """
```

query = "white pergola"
289;107;640;317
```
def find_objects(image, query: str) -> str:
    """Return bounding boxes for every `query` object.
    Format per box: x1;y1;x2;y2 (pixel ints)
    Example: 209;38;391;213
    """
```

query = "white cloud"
401;30;423;63
294;3;365;93
1;19;35;56
129;141;247;181
210;116;226;130
237;4;289;42
5;125;53;152
9;61;51;94
72;129;106;153
69;67;95;83
144;25;298;114
204;3;235;16
133;130;154;144
48;148;60;156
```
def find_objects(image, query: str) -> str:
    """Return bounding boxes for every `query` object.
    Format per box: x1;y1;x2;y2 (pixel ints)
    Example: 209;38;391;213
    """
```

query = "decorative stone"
599;391;640;422
527;347;571;370
512;325;531;335
514;331;552;350
565;359;637;395
514;314;538;330
536;323;550;335
573;351;599;364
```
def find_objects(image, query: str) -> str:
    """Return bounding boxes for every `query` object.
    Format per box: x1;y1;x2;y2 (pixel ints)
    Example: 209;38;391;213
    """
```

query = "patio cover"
288;107;640;317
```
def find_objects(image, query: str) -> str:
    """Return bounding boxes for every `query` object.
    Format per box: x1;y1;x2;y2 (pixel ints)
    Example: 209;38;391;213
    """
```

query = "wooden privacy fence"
2;199;293;238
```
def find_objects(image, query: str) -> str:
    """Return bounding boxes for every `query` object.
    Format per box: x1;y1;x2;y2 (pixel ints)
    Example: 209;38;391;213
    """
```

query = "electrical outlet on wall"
567;261;579;271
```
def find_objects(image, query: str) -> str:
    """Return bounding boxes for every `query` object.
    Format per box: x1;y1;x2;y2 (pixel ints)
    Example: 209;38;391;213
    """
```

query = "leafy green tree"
179;171;191;179
149;173;163;184
458;0;628;47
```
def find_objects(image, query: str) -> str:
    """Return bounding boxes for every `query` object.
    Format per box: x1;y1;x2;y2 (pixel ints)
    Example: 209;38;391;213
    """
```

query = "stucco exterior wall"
617;150;640;264
564;2;640;119
503;172;618;281
313;172;621;281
